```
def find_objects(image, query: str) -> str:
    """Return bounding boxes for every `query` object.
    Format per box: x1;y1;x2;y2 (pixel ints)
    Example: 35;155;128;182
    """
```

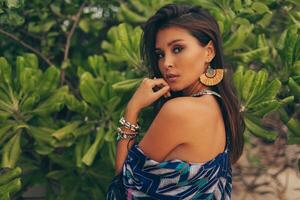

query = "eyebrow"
155;39;184;51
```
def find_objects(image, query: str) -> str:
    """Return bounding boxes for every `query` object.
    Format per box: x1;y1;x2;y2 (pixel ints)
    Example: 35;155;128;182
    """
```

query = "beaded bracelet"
117;127;138;135
116;131;139;141
119;117;140;132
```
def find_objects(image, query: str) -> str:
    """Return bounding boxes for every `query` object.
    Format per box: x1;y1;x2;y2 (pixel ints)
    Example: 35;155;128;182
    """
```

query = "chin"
169;85;182;92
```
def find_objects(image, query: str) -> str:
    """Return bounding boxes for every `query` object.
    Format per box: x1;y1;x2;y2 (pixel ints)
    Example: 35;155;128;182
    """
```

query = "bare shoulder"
168;95;219;111
162;95;222;123
138;95;223;162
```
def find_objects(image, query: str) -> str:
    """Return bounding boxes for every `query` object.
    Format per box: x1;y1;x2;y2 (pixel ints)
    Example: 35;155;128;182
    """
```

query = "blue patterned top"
122;132;232;200
107;91;232;199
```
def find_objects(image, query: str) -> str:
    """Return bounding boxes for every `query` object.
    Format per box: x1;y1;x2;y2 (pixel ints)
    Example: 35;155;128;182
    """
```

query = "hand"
127;77;171;112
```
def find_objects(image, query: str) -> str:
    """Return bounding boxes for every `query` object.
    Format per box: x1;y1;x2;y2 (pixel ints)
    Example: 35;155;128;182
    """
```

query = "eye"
173;46;183;53
156;52;164;59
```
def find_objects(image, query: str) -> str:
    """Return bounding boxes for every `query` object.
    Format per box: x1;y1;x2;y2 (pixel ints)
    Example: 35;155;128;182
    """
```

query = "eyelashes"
156;46;184;59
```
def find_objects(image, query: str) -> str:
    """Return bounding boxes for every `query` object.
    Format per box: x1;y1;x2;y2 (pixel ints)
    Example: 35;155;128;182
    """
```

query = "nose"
162;54;174;69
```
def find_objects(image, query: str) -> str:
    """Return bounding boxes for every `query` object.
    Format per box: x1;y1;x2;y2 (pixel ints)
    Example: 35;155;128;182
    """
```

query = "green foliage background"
0;0;299;199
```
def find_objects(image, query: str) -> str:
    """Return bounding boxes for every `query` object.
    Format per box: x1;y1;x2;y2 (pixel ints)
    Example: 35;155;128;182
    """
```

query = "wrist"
121;103;139;129
126;102;141;116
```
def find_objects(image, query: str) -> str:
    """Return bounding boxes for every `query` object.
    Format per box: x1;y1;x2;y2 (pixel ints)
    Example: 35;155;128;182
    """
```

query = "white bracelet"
119;117;140;131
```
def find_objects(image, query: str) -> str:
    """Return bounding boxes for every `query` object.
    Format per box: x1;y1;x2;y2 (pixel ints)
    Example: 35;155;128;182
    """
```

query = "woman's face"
155;26;215;94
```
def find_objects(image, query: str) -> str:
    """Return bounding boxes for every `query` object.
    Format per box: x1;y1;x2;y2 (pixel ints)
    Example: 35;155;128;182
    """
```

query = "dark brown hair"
140;3;244;164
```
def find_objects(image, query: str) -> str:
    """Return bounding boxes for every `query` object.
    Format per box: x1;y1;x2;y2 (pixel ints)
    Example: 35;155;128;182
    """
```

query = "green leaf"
118;4;147;23
245;69;269;105
46;170;68;180
236;47;269;63
112;78;141;92
232;65;244;99
223;24;253;52
233;0;242;11
0;124;12;143
34;142;54;155
64;93;88;114
241;69;255;101
276;29;287;51
288;77;300;98
48;154;74;169
251;2;270;14
82;127;105;166
7;11;24;26
287;130;300;144
19;67;39;95
79;18;89;33
292;60;300;76
6;0;22;8
251;100;280;117
52;121;82;141
249;79;281;107
0;167;21;186
61;59;70;70
104;123;115;142
1;132;21;168
31;86;67;115
283;25;298;69
0;57;12;86
87;55;106;77
36;66;60;99
286;118;300;136
20;95;39;112
42;20;55;32
27;126;57;147
79;72;102;108
24;53;39;69
75;138;84;168
257;13;273;27
0;178;21;196
244;114;277;141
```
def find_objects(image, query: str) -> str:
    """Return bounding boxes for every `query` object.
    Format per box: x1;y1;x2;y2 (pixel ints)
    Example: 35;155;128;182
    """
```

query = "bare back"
163;94;226;163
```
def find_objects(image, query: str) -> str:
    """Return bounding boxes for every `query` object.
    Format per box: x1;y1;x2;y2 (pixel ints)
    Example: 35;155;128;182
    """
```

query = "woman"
107;3;244;200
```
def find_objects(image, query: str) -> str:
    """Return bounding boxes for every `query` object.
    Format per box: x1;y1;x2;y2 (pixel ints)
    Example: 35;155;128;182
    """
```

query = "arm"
114;104;140;175
114;77;170;174
138;98;192;162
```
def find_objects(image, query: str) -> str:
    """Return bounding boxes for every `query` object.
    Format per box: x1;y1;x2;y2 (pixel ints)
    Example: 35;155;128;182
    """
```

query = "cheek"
180;50;206;74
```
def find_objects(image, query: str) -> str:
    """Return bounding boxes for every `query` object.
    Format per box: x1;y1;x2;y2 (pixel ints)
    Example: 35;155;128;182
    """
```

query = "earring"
199;65;224;86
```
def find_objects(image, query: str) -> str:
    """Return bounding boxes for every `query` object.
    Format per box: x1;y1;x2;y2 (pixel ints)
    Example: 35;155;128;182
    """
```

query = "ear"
205;40;215;63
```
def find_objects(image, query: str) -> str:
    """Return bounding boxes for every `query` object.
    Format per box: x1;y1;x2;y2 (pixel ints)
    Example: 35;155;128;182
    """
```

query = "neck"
182;80;210;96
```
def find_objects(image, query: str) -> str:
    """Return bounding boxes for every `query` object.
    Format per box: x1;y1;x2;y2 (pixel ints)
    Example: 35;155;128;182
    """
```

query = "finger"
163;92;171;98
163;90;171;97
154;85;170;98
150;78;169;88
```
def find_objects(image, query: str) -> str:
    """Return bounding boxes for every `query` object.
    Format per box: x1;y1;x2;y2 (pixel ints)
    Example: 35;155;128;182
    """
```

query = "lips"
166;74;179;82
166;74;179;78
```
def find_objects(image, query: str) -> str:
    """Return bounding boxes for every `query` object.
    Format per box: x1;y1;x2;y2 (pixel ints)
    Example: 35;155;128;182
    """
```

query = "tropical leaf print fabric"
122;136;232;200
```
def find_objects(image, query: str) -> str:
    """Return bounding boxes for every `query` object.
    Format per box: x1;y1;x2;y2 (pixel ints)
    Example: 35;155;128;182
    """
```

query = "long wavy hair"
139;3;244;164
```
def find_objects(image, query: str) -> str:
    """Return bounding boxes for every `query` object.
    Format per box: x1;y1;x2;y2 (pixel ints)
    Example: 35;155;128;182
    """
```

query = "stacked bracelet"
119;117;140;132
116;117;140;141
116;132;138;140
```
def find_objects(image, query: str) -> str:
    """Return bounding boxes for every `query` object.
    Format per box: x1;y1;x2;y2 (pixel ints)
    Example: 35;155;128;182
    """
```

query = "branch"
0;28;54;66
61;1;86;85
64;1;86;60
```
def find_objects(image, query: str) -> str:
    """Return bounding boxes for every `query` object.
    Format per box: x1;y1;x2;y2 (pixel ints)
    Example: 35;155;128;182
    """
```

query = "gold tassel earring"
199;65;224;86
